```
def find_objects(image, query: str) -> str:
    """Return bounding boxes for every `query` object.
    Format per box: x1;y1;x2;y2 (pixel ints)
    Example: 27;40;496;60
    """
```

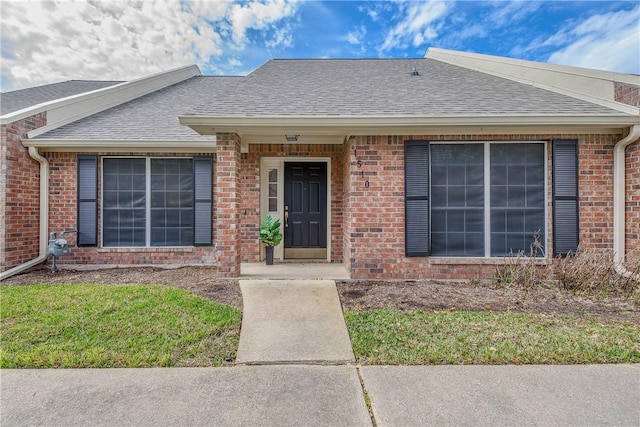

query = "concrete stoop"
236;279;355;365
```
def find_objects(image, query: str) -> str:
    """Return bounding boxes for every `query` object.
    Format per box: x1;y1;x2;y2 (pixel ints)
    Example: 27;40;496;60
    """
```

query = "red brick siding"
627;141;639;259
1;113;47;272
614;82;640;108
243;143;344;263
215;134;242;277
43;152;216;268
342;138;354;270
343;134;620;279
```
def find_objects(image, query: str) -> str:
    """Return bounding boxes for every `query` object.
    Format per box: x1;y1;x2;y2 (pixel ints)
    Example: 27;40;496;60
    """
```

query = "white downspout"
0;147;49;281
613;124;640;280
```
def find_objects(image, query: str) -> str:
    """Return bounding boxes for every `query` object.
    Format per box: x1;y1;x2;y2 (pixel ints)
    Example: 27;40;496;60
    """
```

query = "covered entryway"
284;162;327;259
260;157;332;263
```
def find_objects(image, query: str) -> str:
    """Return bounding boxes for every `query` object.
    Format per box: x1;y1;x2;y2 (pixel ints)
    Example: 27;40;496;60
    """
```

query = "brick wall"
343;133;621;279
215;133;242;276
43;152;216;269
614;82;640;108
1;113;47;272
627;141;639;259
243;143;344;263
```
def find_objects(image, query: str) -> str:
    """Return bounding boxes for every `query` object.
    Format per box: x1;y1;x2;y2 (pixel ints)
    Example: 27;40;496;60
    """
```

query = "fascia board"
2;64;201;128
179;114;640;131
427;48;640;85
22;139;216;153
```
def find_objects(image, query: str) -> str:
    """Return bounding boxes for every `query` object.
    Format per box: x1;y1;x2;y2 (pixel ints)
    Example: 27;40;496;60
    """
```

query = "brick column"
215;133;242;277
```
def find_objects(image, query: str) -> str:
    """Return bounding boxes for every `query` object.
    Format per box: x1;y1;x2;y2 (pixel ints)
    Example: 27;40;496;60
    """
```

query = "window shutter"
552;139;579;256
405;140;430;256
193;156;213;246
77;155;97;246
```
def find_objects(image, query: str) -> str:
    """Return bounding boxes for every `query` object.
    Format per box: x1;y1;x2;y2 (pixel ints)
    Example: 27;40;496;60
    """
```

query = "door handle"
284;211;289;227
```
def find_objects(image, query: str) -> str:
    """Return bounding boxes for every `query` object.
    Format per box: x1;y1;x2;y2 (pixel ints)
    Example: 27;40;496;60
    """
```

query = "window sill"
426;257;551;266
98;247;195;253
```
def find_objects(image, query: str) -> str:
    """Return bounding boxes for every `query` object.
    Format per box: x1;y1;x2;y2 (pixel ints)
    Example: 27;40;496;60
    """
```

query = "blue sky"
1;1;639;92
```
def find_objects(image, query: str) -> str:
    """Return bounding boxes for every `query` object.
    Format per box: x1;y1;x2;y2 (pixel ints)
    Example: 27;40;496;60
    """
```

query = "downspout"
0;147;49;280
613;124;640;280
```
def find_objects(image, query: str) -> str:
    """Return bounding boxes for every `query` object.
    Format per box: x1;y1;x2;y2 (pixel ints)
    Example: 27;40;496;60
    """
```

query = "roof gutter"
613;124;640;281
0;147;49;281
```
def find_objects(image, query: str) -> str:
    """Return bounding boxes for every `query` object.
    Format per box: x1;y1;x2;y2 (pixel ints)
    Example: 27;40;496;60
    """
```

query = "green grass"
346;310;640;365
0;284;241;368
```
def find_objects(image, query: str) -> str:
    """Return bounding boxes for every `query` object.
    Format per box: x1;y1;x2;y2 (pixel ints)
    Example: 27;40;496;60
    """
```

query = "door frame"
260;157;331;262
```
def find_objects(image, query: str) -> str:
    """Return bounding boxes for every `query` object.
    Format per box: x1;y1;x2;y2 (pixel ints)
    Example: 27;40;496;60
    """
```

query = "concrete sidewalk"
362;364;640;427
236;280;354;364
2;365;638;426
1;366;371;427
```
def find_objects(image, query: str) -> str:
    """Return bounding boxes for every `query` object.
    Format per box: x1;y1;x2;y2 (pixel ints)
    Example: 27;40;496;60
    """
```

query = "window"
103;158;196;247
268;168;278;212
405;141;546;257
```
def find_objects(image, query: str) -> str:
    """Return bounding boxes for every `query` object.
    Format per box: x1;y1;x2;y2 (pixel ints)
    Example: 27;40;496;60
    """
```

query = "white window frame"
429;141;548;258
100;156;195;248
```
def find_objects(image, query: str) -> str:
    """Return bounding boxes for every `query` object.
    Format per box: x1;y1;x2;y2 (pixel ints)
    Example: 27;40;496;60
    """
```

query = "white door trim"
260;156;331;262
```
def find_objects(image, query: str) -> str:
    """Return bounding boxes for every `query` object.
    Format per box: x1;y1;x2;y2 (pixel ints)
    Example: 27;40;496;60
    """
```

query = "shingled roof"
1;80;122;115
33;57;637;143
37;76;241;141
186;58;622;117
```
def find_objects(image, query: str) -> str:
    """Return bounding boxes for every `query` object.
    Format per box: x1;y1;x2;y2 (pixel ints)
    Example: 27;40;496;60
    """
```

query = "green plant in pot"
259;215;283;265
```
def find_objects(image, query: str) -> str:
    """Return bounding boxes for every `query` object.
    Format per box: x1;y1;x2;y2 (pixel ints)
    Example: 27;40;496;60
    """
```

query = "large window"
103;158;194;247
406;141;546;258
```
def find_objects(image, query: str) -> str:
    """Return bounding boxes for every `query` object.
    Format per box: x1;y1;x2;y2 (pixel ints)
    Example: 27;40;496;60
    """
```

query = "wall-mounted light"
285;134;300;142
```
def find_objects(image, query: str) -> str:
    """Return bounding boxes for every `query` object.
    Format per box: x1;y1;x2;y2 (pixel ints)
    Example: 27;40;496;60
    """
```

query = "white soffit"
426;48;640;116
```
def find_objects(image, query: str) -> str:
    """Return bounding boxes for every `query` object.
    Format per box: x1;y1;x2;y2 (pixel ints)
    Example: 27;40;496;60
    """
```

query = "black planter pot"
265;246;274;265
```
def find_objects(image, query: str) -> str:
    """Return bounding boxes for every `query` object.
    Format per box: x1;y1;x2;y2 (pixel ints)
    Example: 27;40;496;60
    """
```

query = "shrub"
556;247;640;301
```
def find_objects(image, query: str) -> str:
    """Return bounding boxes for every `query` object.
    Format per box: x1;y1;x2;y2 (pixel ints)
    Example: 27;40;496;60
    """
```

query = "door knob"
284;211;289;227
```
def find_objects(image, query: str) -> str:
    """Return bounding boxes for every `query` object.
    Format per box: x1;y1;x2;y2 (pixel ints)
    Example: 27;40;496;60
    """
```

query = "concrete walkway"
2;365;638;426
236;280;354;364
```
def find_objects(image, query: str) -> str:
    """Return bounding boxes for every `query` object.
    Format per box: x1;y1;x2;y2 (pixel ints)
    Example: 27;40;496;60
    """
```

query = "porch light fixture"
285;134;300;142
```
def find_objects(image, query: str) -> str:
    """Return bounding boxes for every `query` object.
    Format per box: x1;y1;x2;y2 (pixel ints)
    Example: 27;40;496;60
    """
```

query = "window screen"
490;144;545;256
103;158;146;247
150;159;194;246
430;144;485;256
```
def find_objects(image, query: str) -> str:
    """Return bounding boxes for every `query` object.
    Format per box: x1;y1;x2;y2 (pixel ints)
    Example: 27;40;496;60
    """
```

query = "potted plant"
259;215;283;265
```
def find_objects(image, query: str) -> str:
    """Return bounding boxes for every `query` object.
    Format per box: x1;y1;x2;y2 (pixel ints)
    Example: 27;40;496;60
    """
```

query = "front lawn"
346;310;640;365
0;284;241;368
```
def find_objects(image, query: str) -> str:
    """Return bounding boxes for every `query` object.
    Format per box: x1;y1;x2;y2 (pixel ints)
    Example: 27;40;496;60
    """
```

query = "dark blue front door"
284;162;327;259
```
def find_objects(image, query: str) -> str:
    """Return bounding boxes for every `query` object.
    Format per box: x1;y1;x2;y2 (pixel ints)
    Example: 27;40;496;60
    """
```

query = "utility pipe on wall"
613;124;640;280
0;147;49;281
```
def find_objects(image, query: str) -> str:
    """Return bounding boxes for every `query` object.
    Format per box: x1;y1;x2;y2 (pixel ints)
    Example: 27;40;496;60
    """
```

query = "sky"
1;0;639;92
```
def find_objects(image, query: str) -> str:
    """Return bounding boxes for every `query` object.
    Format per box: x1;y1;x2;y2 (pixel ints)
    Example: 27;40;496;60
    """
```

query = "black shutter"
405;140;430;256
553;139;579;256
77;155;97;246
193;156;213;246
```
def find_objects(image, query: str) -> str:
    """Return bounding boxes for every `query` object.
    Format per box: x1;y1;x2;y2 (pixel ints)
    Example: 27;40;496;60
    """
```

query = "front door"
284;162;327;259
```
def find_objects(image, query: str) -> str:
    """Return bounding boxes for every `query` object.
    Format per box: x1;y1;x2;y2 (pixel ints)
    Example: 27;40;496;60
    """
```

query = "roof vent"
411;67;420;76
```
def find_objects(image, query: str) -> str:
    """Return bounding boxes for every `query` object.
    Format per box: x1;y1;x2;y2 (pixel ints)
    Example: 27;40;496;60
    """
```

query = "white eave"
0;64;202;135
179;114;640;145
21;138;216;153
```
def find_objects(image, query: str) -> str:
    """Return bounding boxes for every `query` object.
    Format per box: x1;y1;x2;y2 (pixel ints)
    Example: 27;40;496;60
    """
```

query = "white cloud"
229;0;298;45
545;6;639;73
487;0;543;27
0;0;298;91
380;1;449;52
345;25;366;45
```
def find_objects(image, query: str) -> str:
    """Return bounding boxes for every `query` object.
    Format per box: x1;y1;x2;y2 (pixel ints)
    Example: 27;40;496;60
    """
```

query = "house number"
354;147;370;188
